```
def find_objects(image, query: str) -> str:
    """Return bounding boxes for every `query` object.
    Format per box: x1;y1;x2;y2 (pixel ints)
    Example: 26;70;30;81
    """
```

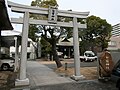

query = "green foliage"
40;37;51;56
29;24;39;41
29;0;64;59
79;15;112;51
31;0;58;8
29;0;58;40
29;0;73;42
29;0;71;42
65;27;73;39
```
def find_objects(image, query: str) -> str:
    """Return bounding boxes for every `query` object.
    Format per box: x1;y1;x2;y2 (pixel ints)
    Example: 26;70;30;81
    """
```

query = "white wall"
10;39;37;60
108;36;120;50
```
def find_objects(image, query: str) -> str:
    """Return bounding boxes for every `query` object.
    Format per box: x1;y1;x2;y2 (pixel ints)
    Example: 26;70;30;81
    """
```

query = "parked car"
80;51;97;62
57;51;63;58
111;59;120;89
0;54;15;71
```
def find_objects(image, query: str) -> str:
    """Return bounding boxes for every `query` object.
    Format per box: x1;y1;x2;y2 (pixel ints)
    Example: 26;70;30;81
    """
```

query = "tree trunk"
52;39;62;68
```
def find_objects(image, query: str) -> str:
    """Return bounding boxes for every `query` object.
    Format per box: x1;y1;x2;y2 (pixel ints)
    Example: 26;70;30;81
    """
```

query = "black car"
111;59;120;89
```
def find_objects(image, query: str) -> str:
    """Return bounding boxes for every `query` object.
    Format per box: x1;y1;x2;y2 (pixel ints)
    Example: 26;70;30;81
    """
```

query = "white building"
10;38;37;60
112;23;120;36
108;23;120;51
108;36;120;51
1;30;37;60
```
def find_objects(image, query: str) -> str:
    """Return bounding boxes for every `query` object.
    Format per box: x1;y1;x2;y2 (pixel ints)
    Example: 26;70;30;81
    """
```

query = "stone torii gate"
8;1;89;86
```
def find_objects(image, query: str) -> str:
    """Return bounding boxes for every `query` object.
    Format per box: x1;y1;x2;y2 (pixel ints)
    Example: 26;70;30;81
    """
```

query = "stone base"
71;75;85;81
15;78;29;86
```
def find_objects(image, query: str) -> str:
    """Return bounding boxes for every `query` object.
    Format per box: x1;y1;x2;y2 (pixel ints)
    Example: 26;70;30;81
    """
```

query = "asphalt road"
42;59;98;69
41;51;120;70
111;52;120;64
42;53;120;70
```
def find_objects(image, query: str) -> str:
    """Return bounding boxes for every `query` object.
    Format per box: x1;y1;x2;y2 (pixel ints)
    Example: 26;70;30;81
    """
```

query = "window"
108;41;117;46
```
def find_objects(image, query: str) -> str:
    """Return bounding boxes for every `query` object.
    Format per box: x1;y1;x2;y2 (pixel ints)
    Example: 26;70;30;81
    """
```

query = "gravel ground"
0;71;16;90
40;60;98;80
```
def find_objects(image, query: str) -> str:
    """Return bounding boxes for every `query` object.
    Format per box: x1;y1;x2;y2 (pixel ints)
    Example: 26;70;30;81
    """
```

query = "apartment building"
112;23;120;36
108;23;120;51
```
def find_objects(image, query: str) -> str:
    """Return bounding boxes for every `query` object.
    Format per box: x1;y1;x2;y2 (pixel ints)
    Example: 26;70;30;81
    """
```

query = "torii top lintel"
8;1;89;19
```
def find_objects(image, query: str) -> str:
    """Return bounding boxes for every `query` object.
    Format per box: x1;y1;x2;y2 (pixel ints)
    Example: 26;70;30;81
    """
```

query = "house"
1;30;37;60
57;38;73;58
57;38;81;58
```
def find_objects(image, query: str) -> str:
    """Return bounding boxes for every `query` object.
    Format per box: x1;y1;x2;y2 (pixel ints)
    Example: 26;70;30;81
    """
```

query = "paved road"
41;51;120;69
111;52;120;64
26;61;74;86
41;59;98;69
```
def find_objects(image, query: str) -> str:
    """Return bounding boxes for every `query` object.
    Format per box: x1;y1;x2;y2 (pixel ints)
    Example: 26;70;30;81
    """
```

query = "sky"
7;0;120;31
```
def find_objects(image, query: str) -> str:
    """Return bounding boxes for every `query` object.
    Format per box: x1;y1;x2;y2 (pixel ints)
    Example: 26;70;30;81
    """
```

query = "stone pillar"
68;48;71;58
0;30;1;58
37;41;41;58
15;11;29;86
71;17;84;81
14;36;19;72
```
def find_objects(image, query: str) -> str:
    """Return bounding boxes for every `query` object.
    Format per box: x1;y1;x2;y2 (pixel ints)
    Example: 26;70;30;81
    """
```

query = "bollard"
65;63;67;70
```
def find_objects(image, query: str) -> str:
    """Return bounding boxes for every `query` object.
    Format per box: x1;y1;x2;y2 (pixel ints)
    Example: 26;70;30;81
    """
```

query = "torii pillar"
15;12;29;86
71;17;84;80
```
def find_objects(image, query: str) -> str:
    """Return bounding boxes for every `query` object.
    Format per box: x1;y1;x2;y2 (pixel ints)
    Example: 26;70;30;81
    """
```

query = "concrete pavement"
26;61;74;86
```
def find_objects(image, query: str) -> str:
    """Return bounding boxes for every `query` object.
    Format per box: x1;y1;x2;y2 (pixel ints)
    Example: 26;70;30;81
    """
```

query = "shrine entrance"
8;1;89;86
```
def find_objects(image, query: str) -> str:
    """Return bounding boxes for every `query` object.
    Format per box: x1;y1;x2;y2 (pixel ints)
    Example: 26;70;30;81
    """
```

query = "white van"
80;51;97;62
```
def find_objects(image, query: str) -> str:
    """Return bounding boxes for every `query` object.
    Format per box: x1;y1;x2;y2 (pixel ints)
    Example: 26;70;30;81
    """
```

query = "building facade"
112;23;120;36
1;30;37;60
108;36;120;51
108;23;120;51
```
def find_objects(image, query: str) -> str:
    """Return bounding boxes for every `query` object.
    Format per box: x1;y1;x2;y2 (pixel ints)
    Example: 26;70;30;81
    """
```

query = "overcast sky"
8;0;120;31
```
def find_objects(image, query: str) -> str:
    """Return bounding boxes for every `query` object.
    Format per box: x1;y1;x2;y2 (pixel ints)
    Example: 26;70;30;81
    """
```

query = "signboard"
48;6;58;24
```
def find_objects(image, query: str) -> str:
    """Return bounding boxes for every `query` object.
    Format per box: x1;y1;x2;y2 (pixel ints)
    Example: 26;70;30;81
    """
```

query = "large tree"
29;0;69;68
79;15;112;53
